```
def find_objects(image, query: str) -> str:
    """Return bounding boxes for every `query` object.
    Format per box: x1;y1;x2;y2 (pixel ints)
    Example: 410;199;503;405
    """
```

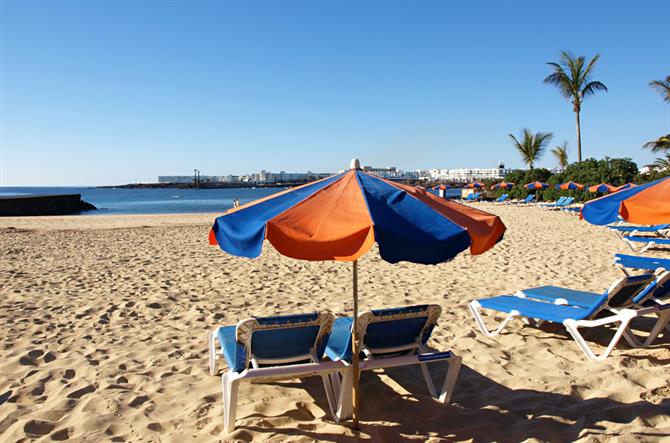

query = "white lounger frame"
469;272;670;362
329;305;462;421
208;314;349;432
622;237;670;253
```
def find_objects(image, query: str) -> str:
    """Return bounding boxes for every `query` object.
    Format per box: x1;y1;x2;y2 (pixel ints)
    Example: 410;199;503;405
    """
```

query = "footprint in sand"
67;384;96;399
23;419;55;436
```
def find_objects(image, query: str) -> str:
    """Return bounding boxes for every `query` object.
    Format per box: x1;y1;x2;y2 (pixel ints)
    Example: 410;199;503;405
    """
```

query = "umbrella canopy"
588;183;617;193
581;176;670;225
465;182;485;189
556;181;584;190
524;181;549;190
615;183;637;191
491;182;514;190
209;159;506;426
432;184;451;190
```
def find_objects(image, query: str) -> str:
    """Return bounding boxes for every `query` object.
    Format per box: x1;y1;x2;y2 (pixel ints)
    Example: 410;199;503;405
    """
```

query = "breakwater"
0;194;96;216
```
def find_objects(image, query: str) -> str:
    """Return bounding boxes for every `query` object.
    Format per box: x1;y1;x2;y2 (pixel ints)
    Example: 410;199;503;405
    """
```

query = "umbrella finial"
350;158;361;170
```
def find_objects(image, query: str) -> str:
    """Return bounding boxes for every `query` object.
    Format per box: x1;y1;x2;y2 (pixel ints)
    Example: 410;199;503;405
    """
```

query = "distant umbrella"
524;181;549;190
588;183;617;194
432;184;451;191
465;182;485;189
581;176;670;225
556;181;584;190
491;182;514;190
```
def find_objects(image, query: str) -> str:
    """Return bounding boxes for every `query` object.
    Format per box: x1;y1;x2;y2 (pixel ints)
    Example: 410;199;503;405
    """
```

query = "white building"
428;163;511;183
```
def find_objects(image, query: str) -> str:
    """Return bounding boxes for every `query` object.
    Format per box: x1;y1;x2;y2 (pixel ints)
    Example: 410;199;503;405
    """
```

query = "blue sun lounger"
622;236;670;253
495;194;509;204
324;305;462;420
608;223;670;239
539;196;572;209
509;194;535;205
464;192;481;202
614;253;670;275
469;273;668;361
208;312;348;432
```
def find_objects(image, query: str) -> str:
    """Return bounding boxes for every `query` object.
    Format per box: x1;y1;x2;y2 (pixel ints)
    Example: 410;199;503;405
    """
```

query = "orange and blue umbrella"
588;183;617;193
210;163;506;263
581;176;670;225
615;183;637;192
524;181;549;190
556;181;584;190
465;182;485;189
209;159;506;425
432;184;451;191
491;182;514;190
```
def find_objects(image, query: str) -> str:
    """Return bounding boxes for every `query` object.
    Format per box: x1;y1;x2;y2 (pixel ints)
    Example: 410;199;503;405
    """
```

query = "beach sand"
1;204;669;442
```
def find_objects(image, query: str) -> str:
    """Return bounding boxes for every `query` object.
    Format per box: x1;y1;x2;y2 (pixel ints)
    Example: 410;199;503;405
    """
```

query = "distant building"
428;162;511;183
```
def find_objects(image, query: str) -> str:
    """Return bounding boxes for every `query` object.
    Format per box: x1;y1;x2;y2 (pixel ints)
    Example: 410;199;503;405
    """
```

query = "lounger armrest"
564;309;637;328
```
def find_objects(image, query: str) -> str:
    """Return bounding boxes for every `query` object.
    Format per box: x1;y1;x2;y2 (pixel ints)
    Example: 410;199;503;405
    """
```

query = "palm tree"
649;75;670;103
644;134;670;152
508;129;553;169
544;51;608;162
551;141;569;169
652;153;670;170
643;76;670;151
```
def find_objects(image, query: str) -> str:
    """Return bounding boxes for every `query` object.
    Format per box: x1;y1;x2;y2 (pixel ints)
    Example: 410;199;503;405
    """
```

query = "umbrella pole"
352;259;360;429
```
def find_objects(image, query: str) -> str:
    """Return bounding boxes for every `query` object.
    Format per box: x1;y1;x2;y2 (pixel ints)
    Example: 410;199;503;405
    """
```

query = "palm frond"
643;134;670;152
509;128;553;169
582;80;608;98
649;75;670;103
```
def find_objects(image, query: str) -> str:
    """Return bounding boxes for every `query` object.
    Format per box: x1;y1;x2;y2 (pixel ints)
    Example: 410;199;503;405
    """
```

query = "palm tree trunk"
576;110;582;162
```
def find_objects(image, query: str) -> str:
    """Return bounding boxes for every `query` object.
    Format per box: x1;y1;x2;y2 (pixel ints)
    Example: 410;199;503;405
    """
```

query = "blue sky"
1;1;668;186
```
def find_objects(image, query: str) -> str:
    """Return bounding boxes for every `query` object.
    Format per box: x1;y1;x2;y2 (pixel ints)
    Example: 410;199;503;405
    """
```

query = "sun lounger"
208;312;348;432
508;194;535;205
608;224;670;240
538;196;567;208
614;253;670;275
561;206;581;215
495;194;509;204
324;305;462;420
622;236;670;253
469;273;666;361
463;192;481;202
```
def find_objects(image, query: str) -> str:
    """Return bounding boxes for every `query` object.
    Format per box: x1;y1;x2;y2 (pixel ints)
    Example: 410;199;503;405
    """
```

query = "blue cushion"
615;253;670;271
325;317;353;361
477;295;593;323
217;326;246;373
520;286;601;309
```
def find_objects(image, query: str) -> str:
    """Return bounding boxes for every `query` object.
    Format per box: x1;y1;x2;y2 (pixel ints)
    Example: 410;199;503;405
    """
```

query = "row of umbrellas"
207;158;668;428
434;181;638;193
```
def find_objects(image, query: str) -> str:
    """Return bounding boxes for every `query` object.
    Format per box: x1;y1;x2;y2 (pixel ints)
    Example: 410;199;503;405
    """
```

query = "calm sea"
0;187;282;215
0;186;457;215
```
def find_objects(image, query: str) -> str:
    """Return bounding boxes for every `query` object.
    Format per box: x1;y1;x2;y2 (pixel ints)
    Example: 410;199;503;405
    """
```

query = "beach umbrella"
581;176;670;225
432;184;451;191
614;183;637;192
208;158;506;427
588;183;617;194
465;182;485;189
524;181;549;190
491;182;514;190
556;181;584;190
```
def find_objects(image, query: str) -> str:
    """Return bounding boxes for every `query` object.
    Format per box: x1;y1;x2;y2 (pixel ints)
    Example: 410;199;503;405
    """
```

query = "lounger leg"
418;361;438;398
469;301;519;337
624;309;670;348
438;354;462;404
320;373;339;421
222;373;240;433
208;330;217;376
335;367;353;421
564;314;634;362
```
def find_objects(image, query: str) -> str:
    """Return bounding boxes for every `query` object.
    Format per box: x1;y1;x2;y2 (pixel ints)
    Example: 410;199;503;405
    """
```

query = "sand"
1;204;669;442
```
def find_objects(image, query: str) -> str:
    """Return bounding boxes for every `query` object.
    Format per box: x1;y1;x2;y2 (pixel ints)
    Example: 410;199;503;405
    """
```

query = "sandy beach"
1;204;669;442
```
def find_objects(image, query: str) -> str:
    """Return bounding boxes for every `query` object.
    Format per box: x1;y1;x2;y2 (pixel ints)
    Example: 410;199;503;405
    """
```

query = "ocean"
0;186;282;215
0;185;459;215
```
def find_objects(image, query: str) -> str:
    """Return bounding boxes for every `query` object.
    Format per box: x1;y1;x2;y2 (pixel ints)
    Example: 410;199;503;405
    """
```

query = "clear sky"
1;1;668;186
